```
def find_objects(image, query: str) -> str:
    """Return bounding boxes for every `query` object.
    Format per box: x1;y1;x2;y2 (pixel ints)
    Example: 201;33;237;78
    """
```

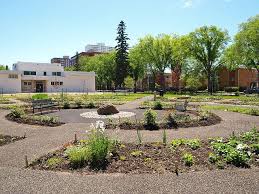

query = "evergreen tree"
74;51;80;71
115;20;129;88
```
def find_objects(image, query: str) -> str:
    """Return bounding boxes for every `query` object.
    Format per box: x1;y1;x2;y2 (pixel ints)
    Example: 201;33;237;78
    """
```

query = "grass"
202;105;259;116
163;93;259;106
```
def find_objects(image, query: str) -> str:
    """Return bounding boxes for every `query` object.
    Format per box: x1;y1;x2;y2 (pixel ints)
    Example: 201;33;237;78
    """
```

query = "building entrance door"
36;82;44;93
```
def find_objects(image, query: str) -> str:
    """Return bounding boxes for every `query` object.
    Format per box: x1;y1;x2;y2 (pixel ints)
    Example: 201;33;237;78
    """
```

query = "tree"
224;15;259;87
128;45;146;93
0;65;7;70
78;52;116;90
138;34;173;90
74;51;80;71
171;35;191;90
115;20;129;88
189;26;229;94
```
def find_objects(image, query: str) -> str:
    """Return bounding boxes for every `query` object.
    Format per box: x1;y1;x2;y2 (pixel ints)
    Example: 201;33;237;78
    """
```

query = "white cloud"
183;0;193;8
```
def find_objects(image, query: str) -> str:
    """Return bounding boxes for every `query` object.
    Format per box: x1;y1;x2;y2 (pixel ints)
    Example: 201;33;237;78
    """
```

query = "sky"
0;0;258;68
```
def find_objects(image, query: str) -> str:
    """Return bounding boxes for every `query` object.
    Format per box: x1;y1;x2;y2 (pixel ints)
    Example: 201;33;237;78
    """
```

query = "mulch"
0;134;25;146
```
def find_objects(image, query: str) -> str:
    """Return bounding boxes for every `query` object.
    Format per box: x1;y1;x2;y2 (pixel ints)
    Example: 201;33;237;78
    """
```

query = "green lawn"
202;105;259;116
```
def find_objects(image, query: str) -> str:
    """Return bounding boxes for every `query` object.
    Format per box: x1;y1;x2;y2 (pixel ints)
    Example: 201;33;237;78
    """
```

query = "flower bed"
30;128;259;174
0;134;25;146
6;107;64;127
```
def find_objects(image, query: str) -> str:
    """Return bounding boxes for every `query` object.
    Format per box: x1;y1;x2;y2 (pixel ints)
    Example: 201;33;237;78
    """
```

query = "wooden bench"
32;99;60;114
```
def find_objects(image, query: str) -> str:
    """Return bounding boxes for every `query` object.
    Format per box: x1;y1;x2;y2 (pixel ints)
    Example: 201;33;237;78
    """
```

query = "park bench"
32;99;60;114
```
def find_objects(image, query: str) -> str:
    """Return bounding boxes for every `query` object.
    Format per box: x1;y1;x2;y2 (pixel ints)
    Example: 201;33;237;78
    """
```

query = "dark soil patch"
5;114;64;127
0;134;25;146
106;112;222;130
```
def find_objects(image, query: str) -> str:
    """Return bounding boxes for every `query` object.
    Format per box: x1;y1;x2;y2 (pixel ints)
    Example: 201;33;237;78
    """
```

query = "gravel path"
0;166;258;194
0;95;259;193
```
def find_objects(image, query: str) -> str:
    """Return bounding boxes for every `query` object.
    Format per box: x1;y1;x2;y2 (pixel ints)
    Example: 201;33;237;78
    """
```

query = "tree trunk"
134;80;137;93
257;68;259;88
159;72;165;90
207;69;213;95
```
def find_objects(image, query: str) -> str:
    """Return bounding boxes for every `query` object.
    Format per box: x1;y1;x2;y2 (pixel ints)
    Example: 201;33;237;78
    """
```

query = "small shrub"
250;144;259;154
208;153;219;163
224;87;239;93
249;109;259;116
166;112;178;128
63;101;70;109
153;101;163;110
144;109;158;130
130;150;143;157
171;139;185;149
65;146;91;168
119;155;126;161
87;101;95;109
32;93;49;100
10;107;25;118
75;99;83;108
173;114;191;123
46;157;63;168
216;161;225;169
186;139;201;150
182;153;194;166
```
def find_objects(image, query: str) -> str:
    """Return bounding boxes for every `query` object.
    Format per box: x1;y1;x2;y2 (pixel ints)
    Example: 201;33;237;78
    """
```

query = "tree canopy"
188;25;229;94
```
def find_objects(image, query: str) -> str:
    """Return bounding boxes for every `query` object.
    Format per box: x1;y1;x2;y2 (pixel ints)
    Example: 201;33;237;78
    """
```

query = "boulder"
97;104;119;115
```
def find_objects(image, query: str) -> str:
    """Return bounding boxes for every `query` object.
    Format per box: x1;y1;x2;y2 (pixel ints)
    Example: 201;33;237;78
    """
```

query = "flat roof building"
0;62;95;93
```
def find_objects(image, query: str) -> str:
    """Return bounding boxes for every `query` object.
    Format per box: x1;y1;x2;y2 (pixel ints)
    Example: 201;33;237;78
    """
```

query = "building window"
8;74;18;79
51;81;63;86
52;72;61;76
24;71;36;75
44;72;47;76
60;82;63;85
23;82;32;86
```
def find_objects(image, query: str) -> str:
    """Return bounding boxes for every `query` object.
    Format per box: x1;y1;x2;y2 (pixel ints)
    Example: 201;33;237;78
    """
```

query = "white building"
85;43;114;53
0;62;95;93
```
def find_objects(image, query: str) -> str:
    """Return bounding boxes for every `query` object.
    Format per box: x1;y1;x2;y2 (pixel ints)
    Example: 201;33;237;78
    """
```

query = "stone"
97;104;119;115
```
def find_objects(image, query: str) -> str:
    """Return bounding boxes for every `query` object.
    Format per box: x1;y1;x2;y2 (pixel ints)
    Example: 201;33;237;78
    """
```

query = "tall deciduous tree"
138;34;173;90
115;20;129;88
189;26;229;94
224;15;259;87
128;45;146;93
0;65;7;70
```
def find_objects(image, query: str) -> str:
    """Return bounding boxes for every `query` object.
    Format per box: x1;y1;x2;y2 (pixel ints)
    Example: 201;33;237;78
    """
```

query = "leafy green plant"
186;139;201;150
119;155;126;161
130;150;143;157
65;146;91;168
86;101;95;109
153;101;163;110
75;99;83;108
46;157;63;168
10;107;25;118
182;153;194;166
171;139;185;149
166;112;178;128
208;153;219;163
63;101;70;109
144;109;158;130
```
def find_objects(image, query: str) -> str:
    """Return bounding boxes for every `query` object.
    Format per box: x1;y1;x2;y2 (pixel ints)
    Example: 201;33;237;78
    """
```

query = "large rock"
97;104;119;115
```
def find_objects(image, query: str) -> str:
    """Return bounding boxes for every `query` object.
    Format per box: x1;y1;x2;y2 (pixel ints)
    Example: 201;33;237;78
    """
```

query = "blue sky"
0;0;258;67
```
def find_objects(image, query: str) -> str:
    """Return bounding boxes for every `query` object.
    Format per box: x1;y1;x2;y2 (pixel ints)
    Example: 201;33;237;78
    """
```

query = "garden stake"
135;115;137;124
232;131;235;137
175;164;179;176
23;132;26;138
162;129;167;145
24;155;28;168
74;133;77;143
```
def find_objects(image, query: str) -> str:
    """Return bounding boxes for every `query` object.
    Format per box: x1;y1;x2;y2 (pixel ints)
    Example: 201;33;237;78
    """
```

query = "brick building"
51;56;70;67
218;66;258;90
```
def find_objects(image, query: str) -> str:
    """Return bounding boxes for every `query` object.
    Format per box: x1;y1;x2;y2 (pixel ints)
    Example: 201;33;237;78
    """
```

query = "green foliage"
46;157;63;168
63;101;70;109
153;101;163;110
144;109;158;130
224;87;239;93
115;20;129;88
173;114;191;122
124;76;134;89
188;25;230;94
130;150;143;157
10;107;25;118
65;146;91;168
166;112;178;128
185;76;203;92
31;115;59;124
182;153;194;166
186;139;201;150
208;153;219;163
202;105;259;116
86;101;95;109
31;93;49;100
75;99;83;108
171;139;185;149
119;155;126;161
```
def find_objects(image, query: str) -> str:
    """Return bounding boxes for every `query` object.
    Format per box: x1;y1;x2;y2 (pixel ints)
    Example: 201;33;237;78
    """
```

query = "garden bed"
6;108;64;127
29;129;259;174
0;134;25;146
106;111;221;130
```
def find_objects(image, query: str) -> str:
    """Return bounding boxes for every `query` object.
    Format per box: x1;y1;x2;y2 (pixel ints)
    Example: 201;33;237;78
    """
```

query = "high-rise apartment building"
51;56;70;67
